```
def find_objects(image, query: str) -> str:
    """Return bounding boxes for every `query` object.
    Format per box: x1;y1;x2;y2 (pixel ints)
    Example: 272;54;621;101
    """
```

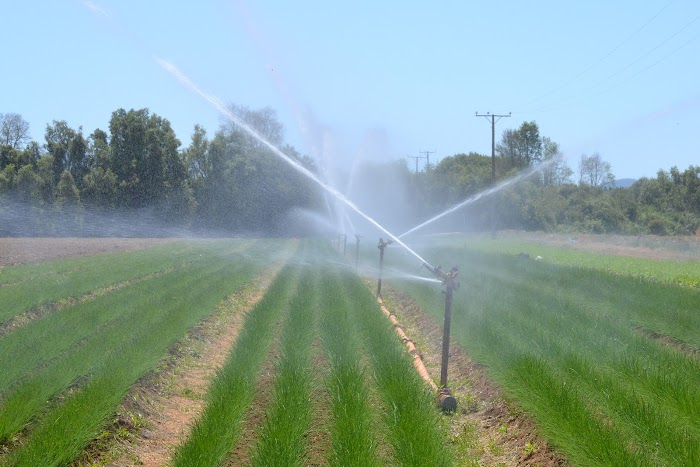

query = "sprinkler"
355;234;361;270
423;263;459;412
343;234;347;257
376;237;393;296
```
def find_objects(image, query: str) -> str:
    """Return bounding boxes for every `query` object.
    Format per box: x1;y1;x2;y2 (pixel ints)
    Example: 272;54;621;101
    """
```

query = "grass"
1;239;287;466
317;263;382;467
0;241;227;324
172;252;303;466
388;243;700;466
458;235;700;288
0;241;252;393
175;240;452;465
341;268;452;466
249;266;319;466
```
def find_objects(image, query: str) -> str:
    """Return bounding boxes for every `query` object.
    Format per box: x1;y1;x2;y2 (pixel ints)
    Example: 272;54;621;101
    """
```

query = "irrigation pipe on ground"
376;296;457;411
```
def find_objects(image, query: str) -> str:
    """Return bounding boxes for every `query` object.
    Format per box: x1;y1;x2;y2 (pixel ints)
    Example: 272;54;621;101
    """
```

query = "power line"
475;112;511;183
526;14;700;114
512;1;676;112
419;150;436;169
476;112;511;237
408;154;426;174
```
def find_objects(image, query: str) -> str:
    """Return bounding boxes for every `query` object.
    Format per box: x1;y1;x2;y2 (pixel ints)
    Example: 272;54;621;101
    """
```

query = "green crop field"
2;234;699;466
378;233;700;466
0;238;451;466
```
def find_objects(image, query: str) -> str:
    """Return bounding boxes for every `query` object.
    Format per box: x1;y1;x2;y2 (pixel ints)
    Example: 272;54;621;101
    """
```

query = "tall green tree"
193;105;319;232
55;170;81;208
496;121;543;172
108;108;194;220
45;120;77;184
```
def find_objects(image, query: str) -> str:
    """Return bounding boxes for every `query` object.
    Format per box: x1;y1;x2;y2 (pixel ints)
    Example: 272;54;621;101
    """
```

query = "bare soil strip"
381;285;569;467
0;237;175;266
499;231;700;262
97;264;284;467
636;325;700;361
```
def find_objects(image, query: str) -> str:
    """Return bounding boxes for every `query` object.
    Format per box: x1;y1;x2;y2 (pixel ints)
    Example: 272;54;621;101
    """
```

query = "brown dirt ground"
498;230;700;261
0;237;175;266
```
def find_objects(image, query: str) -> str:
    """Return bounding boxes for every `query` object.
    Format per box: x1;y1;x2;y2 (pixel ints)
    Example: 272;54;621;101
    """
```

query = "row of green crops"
0;240;255;325
0;239;295;466
172;258;303;465
387;242;700;466
174;239;452;466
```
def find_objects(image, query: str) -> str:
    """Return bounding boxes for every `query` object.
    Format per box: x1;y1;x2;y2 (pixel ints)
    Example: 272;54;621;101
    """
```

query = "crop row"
0;240;256;325
0;239;293;466
389;244;700;465
174;240;451;465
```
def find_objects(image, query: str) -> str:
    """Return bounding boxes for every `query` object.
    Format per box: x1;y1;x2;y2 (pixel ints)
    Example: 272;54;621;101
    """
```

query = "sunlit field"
1;234;699;466
381;233;700;466
0;238;449;466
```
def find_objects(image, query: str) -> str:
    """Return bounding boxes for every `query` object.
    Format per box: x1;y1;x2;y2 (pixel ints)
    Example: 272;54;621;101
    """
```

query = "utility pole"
419;150;436;170
475;111;510;236
475;112;510;184
408;155;425;174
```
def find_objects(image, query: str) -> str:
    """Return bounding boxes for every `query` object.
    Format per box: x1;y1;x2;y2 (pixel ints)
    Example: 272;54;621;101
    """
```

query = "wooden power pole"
475;111;510;236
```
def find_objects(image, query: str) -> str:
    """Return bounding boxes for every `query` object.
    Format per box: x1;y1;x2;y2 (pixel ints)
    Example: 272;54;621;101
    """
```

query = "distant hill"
603;178;636;188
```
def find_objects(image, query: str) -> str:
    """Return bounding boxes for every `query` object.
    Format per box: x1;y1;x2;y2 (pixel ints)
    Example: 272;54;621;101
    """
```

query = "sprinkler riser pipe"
440;285;454;388
377;247;384;296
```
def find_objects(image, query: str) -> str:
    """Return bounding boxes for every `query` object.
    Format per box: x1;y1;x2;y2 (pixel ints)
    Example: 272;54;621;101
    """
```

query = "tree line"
0;110;698;237
0;108;321;236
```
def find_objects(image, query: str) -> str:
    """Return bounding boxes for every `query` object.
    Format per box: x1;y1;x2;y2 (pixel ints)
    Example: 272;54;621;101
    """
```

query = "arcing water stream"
398;157;559;239
157;59;432;268
159;60;560;271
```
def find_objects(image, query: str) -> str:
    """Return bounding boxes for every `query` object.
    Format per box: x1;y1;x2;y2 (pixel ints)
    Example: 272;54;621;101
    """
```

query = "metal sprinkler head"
423;264;460;290
377;237;393;250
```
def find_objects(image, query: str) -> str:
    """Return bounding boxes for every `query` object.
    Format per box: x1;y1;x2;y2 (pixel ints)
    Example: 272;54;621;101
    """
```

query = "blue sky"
4;1;699;180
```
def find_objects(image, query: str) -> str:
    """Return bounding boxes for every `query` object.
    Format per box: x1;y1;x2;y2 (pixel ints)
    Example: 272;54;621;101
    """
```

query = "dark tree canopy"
1;111;699;237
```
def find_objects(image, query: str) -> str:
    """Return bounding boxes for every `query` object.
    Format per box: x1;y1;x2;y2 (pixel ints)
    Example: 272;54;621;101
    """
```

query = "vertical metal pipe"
377;244;385;296
440;284;454;388
343;234;347;256
355;235;360;270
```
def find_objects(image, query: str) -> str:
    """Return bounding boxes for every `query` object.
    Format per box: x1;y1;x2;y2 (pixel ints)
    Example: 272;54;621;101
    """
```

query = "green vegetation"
250;269;318;466
172;260;302;466
175;240;451;465
3;110;700;236
319;267;382;467
0;239;290;466
0;241;232;324
343;270;452;466
390;243;700;466
456;235;700;287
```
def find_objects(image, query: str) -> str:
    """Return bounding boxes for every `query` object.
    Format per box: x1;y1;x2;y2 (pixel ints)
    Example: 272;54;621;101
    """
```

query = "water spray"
398;158;559;239
376;237;393;297
157;59;433;270
423;263;459;412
